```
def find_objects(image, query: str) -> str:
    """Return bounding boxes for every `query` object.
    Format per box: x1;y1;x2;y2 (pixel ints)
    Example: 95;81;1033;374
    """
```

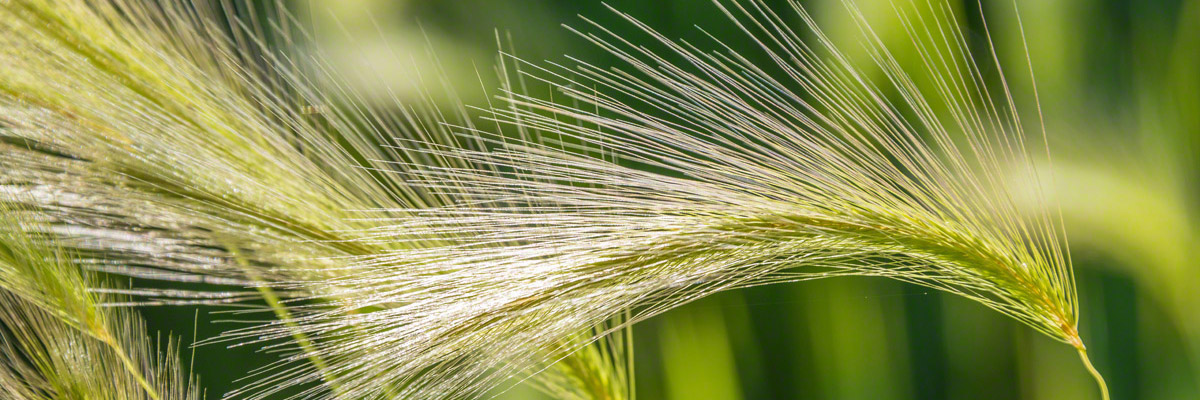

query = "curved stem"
99;332;163;400
1077;348;1110;400
222;242;342;396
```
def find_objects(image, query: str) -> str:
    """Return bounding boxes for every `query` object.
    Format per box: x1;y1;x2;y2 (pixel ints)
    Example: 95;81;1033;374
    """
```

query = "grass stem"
100;331;164;400
1077;348;1110;400
223;243;342;396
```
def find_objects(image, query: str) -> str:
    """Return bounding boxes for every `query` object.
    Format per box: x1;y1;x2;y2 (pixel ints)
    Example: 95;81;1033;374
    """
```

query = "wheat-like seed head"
0;203;201;400
300;0;1092;397
0;0;1106;399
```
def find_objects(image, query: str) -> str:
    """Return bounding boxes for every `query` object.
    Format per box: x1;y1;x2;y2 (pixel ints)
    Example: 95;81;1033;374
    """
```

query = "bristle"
0;0;1102;399
0;204;201;400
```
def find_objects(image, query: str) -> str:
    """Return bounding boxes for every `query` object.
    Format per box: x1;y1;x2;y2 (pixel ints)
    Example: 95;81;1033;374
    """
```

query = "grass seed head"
0;0;1106;399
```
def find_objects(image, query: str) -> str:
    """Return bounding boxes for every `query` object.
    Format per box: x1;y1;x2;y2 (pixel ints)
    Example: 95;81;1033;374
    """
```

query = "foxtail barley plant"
0;0;1109;399
0;203;201;400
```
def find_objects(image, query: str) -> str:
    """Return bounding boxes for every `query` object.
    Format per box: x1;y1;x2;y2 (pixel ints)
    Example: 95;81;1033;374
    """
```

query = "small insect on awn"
301;105;327;115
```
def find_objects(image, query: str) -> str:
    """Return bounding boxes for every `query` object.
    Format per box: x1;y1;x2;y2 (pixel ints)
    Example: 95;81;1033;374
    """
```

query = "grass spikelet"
524;315;636;400
0;0;561;398
304;0;1106;397
0;203;201;400
0;0;1109;399
0;0;465;289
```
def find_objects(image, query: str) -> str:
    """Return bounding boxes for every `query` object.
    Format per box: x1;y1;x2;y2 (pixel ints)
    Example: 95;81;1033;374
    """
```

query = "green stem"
625;308;636;400
1077;348;1110;400
254;284;335;376
99;333;163;400
223;243;342;396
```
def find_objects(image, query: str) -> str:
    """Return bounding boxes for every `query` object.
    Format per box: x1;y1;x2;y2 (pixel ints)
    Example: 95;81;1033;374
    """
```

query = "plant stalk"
99;331;164;400
1077;348;1110;400
223;242;342;396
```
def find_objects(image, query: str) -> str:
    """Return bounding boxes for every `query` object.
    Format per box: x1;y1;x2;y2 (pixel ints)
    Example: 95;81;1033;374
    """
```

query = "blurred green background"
140;0;1199;398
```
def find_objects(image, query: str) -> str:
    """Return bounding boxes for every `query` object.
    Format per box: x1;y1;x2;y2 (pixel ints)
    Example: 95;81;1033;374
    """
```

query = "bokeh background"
139;0;1199;399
